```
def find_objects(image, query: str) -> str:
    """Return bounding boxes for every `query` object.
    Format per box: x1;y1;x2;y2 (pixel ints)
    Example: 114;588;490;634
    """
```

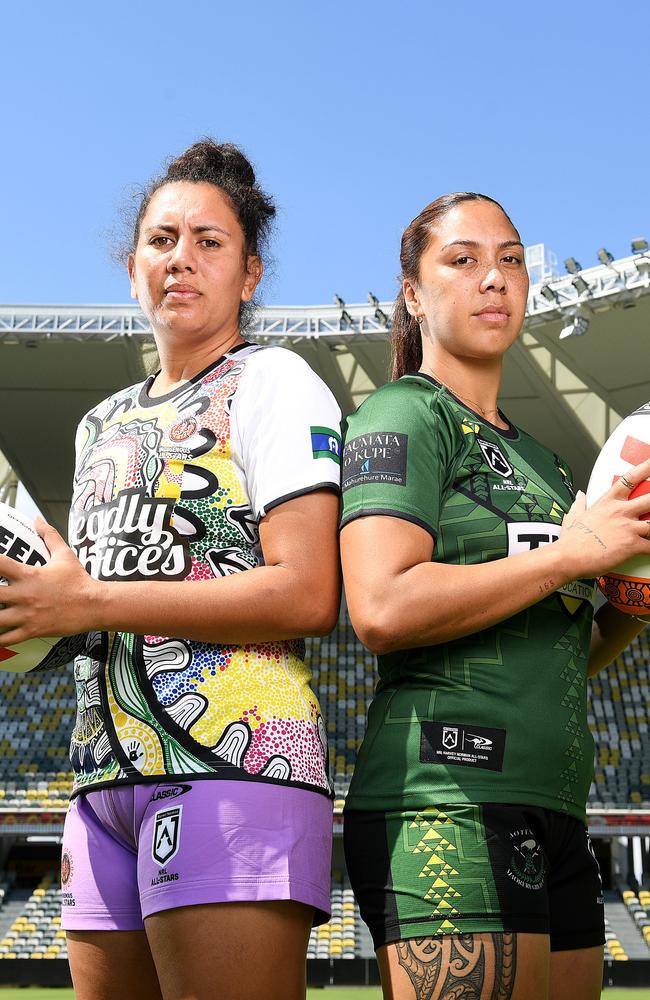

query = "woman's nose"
167;238;196;272
479;265;506;293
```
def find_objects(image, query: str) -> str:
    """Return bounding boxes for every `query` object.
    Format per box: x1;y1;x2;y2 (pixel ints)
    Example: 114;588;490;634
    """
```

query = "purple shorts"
60;779;332;931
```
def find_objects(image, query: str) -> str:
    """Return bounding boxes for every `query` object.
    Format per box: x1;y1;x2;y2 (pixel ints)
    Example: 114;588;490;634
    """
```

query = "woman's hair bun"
166;140;257;190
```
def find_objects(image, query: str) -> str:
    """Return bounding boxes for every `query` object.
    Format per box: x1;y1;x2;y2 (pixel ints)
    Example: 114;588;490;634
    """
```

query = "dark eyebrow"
440;239;524;252
144;222;232;238
193;223;231;237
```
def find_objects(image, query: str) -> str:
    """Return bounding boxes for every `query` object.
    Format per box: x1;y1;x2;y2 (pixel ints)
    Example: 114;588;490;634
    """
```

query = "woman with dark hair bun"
0;140;342;999
340;193;650;999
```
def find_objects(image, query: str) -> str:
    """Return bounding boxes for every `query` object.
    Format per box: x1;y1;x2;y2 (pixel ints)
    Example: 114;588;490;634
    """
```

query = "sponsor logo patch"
342;432;408;490
0;531;47;569
420;722;505;772
69;489;191;582
152;805;183;866
311;426;342;463
556;577;596;610
506;521;560;554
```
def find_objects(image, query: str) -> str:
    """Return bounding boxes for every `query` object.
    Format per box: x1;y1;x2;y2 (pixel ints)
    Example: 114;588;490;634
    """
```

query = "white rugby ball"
0;501;81;673
586;401;650;614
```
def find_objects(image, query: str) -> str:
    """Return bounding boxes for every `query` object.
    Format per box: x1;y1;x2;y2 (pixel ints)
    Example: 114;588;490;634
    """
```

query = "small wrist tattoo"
570;520;607;550
539;578;555;594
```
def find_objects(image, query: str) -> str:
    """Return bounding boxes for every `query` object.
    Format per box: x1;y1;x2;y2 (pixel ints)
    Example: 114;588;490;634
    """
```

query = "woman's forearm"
90;562;340;644
346;541;574;654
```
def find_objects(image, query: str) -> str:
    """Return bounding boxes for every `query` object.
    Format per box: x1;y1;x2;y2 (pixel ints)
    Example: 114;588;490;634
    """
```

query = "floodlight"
334;293;355;327
631;238;649;254
597;248;614;265
564;257;582;274
540;284;560;303
559;315;589;340
572;275;590;295
368;292;389;326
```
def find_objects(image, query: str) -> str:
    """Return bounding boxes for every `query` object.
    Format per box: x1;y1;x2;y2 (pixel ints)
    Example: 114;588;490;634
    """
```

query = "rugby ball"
0;501;84;672
586;401;650;615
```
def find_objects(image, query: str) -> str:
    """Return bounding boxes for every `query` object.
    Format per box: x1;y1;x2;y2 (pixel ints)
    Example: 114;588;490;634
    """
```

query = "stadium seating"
0;670;75;807
605;919;629;961
0;872;66;959
307;869;375;960
621;887;650;953
305;603;376;810
588;629;650;808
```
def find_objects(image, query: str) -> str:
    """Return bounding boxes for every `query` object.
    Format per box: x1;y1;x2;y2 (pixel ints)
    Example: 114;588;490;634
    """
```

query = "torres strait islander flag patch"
311;426;341;463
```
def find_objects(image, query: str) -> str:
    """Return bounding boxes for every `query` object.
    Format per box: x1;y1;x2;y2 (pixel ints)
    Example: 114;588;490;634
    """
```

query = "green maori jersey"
341;373;596;822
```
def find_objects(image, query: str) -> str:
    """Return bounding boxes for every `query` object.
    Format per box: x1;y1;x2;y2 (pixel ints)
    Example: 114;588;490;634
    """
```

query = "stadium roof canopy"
1;246;649;533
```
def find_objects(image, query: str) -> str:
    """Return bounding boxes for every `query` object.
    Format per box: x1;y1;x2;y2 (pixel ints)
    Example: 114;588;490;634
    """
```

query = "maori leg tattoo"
395;933;516;1000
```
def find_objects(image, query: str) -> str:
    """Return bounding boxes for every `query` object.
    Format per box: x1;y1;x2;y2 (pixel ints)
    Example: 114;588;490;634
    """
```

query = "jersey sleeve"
340;381;453;539
231;347;342;518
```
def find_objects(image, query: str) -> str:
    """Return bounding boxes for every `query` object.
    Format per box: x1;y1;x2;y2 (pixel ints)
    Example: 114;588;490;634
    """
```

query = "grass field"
0;989;648;999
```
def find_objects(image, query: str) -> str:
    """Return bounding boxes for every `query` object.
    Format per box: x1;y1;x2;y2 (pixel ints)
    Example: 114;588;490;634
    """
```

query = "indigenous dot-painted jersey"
341;373;596;822
68;343;342;798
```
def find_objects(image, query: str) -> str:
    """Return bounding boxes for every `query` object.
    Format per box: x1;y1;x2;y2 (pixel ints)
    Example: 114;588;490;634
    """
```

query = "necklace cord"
419;367;501;420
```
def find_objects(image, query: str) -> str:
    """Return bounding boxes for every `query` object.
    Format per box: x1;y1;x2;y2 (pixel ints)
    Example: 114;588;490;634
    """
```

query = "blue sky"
3;1;648;307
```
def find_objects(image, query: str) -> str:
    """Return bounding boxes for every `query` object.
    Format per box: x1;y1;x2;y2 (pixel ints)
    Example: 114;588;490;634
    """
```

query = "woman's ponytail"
390;192;518;381
390;291;422;380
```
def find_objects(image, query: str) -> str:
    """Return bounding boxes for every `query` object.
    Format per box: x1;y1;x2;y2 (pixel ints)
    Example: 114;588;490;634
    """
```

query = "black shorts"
344;803;605;952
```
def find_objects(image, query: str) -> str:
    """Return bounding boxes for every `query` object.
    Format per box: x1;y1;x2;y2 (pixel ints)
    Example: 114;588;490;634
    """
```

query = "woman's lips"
165;286;200;299
474;308;509;322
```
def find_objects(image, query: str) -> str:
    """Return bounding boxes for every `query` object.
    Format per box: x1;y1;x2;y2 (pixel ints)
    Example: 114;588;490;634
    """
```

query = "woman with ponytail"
0;140;342;1000
340;193;650;999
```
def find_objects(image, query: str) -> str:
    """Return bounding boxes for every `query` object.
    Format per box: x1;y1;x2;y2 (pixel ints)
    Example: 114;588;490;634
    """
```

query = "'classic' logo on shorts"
342;432;408;490
151;784;192;803
152;805;183;866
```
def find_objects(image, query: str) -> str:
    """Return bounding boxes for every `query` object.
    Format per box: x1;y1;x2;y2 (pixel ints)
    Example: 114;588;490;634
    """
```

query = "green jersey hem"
344;787;588;825
340;506;437;539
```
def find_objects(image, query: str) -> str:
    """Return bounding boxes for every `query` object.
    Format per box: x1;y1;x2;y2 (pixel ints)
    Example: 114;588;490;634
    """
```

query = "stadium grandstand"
0;241;650;987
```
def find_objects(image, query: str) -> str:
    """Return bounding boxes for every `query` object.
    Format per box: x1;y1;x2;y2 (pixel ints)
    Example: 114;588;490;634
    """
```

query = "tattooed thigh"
393;932;516;1000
